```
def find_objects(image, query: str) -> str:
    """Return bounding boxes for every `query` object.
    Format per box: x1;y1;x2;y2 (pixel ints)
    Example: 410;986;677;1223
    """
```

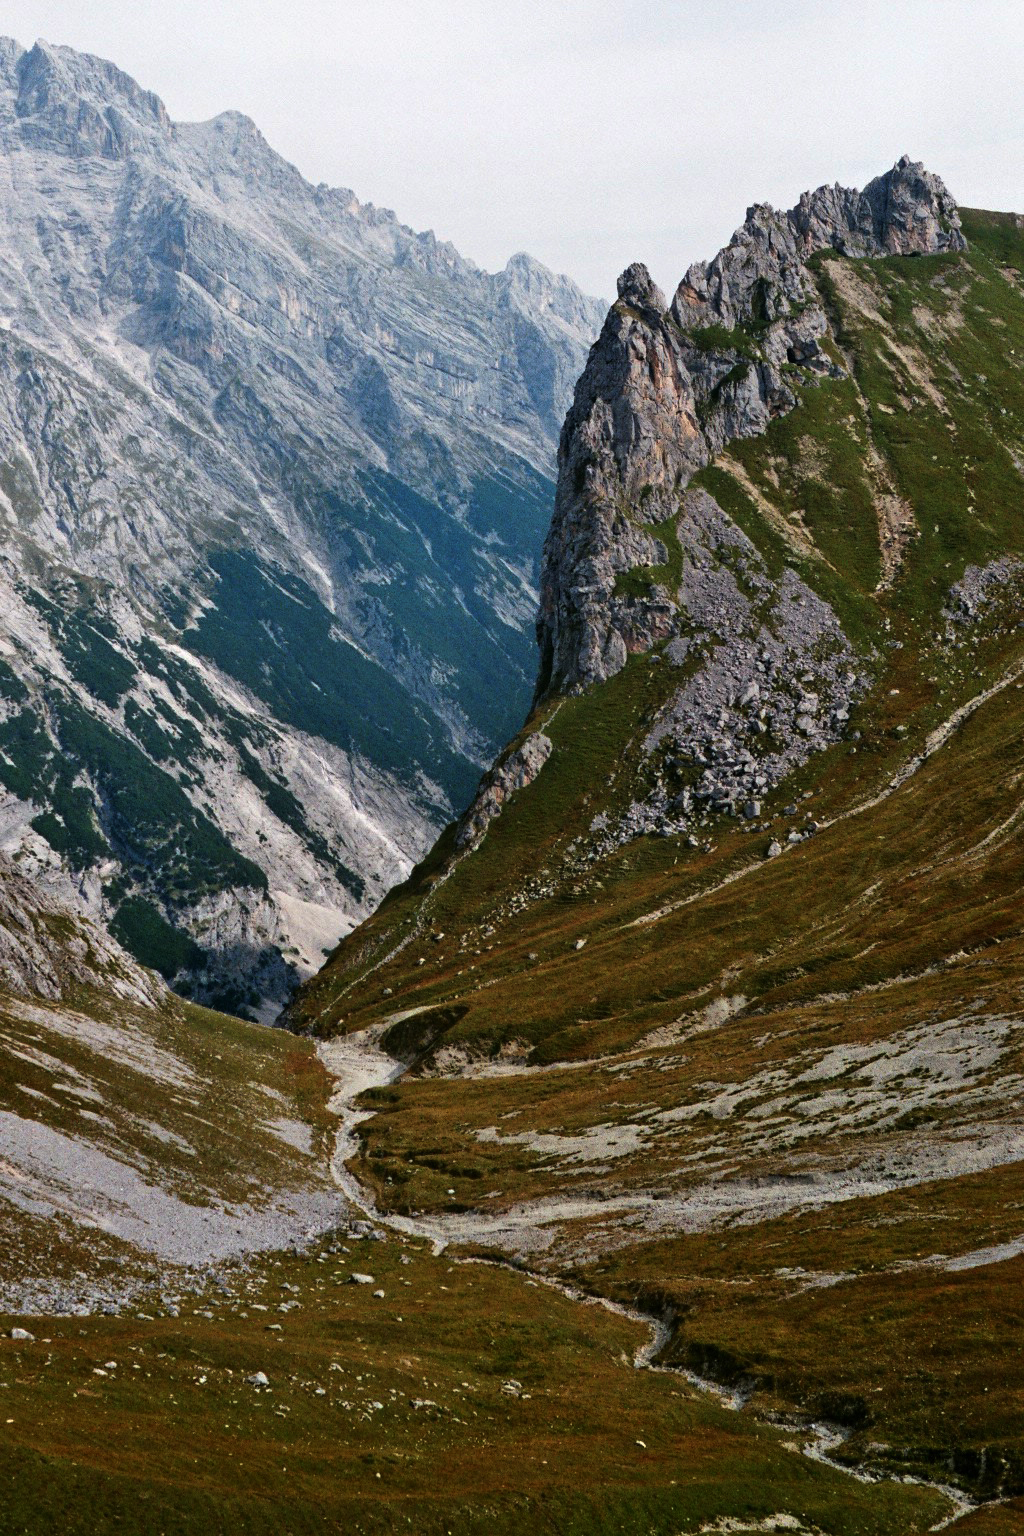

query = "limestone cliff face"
454;731;553;850
536;158;964;700
0;36;605;1015
535;264;708;698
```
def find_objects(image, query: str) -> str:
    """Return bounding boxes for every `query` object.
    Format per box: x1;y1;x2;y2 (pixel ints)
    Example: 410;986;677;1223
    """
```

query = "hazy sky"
3;1;1021;299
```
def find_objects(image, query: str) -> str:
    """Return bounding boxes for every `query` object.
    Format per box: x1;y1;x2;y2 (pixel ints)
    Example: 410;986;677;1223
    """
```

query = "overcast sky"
3;1;1021;299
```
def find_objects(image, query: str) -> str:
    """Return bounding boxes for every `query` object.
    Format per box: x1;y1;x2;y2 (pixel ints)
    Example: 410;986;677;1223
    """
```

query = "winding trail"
318;1027;995;1532
630;651;1024;932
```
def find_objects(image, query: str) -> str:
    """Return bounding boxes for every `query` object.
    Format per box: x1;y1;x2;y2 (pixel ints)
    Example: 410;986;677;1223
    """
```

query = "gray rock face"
944;558;1024;628
0;37;605;1012
678;156;965;331
536;269;708;698
639;489;862;829
456;731;553;849
537;158;964;700
791;156;966;258
566;485;865;854
0;849;159;1006
673;202;816;331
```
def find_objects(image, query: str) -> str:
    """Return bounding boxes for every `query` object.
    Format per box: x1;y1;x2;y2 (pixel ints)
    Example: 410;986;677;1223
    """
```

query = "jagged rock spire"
536;158;965;701
676;156;965;334
616;262;667;316
790;154;966;259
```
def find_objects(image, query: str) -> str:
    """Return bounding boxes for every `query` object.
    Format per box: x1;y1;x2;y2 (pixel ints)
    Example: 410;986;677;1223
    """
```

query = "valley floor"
0;1016;1016;1535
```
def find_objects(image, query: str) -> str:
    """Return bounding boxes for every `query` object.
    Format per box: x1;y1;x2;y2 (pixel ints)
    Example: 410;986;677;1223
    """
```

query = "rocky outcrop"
678;156;965;331
0;853;160;1006
535;264;708;698
566;482;866;854
631;488;863;839
456;732;553;849
536;158;965;701
673;202;817;331
790;156;966;258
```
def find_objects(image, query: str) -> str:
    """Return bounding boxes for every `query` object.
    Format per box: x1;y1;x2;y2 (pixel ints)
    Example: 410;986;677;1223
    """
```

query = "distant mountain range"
0;37;604;1015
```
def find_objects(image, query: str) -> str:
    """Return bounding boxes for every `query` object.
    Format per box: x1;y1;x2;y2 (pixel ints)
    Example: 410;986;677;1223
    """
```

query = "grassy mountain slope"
281;209;1024;1509
0;878;951;1534
6;202;1024;1536
0;983;341;1315
0;1230;951;1536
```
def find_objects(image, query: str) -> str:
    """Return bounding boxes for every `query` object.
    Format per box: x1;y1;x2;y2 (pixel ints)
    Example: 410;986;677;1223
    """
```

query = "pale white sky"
3;1;1021;299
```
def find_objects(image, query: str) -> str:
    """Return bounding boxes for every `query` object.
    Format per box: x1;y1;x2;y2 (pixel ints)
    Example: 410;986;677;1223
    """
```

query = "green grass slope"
0;1231;950;1535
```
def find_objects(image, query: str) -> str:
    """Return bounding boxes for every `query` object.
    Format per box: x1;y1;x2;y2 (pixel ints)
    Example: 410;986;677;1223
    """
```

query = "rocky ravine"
0;37;604;1017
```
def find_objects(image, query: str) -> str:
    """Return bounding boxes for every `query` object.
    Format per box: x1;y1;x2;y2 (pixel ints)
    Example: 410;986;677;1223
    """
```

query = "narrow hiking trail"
630;652;1024;932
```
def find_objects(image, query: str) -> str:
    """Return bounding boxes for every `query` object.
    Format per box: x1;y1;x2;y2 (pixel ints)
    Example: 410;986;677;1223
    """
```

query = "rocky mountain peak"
791;154;966;259
616;262;667;317
536;157;964;702
672;201;812;331
865;153;966;253
11;36;171;157
0;36;606;1015
535;275;706;698
675;157;964;335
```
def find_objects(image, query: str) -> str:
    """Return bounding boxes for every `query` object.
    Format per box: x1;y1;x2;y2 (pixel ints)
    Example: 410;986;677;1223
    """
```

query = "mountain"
0;847;159;1007
0;37;605;1016
287;163;1024;1513
0;845;350;1315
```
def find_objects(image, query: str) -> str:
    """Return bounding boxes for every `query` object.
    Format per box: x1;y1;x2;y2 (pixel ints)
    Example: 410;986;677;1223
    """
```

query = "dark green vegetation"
0;660;266;984
185;549;475;813
278;212;1024;1520
0;455;554;1003
109;897;206;979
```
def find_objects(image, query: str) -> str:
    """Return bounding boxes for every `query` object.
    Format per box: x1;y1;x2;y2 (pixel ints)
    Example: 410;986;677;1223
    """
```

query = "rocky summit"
536;155;962;703
0;37;604;1015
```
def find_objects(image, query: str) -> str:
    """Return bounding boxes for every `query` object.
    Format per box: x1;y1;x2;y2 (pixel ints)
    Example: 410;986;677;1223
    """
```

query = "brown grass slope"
285;209;1024;1504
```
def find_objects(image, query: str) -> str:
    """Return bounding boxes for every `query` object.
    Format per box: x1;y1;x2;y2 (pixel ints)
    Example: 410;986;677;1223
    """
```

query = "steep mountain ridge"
0;37;604;1014
536;155;962;701
287;169;1024;1508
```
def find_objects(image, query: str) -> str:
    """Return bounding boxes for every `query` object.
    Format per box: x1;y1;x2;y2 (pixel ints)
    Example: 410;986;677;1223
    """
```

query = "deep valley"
0;45;1023;1532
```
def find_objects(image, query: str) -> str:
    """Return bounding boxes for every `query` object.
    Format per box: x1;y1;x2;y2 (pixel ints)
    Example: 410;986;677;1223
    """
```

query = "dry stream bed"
0;1015;996;1536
